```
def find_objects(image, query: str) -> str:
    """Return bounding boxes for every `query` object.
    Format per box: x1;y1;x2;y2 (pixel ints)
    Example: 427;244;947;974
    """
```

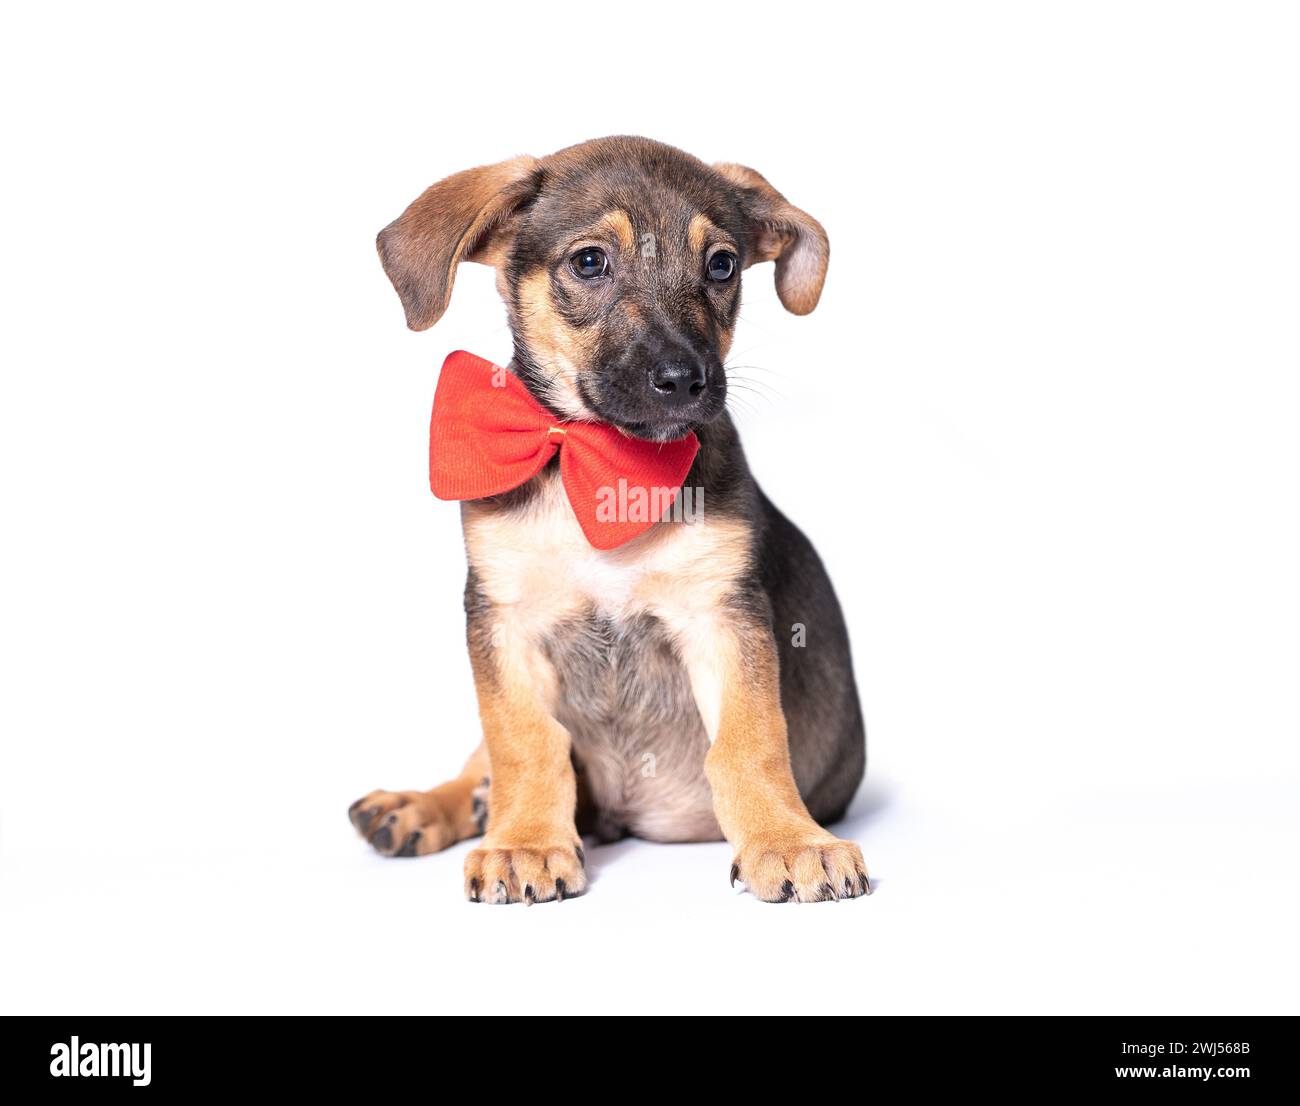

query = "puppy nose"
649;359;707;406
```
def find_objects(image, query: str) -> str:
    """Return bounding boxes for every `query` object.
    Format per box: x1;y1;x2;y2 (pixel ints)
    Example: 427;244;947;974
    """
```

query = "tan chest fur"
462;469;750;643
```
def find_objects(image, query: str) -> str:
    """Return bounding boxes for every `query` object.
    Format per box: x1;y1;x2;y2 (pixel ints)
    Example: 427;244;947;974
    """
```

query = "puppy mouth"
603;415;698;442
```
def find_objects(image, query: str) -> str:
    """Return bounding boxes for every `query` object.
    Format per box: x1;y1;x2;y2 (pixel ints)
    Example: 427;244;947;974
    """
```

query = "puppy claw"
351;804;381;834
395;830;422;857
730;862;740;887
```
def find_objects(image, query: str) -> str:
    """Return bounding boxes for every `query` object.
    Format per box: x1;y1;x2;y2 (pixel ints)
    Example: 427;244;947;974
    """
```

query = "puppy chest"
462;484;737;840
462;476;752;627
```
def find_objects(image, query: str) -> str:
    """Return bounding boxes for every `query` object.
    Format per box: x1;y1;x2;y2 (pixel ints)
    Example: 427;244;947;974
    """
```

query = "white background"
2;1;1297;1015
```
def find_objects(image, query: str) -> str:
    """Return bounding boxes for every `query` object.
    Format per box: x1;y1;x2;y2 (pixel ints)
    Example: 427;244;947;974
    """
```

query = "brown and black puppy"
350;137;869;903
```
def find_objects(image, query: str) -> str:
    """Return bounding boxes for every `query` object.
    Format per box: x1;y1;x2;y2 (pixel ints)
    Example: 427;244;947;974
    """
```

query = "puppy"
350;137;869;903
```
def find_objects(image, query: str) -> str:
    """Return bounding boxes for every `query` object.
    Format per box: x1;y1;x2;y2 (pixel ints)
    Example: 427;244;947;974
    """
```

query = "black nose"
649;359;708;406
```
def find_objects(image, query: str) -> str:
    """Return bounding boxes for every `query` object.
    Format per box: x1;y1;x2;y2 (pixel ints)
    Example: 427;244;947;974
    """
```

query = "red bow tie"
428;351;700;550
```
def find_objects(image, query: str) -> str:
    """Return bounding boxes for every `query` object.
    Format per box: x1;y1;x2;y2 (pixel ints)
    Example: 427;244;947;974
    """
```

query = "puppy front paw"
349;789;457;857
730;836;870;903
464;837;587;904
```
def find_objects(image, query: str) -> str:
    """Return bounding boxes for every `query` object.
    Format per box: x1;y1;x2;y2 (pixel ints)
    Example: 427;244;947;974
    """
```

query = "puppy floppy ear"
377;155;541;331
713;162;829;315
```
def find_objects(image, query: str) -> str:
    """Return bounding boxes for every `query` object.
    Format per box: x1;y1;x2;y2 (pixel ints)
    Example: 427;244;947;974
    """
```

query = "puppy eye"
570;248;609;279
707;251;737;282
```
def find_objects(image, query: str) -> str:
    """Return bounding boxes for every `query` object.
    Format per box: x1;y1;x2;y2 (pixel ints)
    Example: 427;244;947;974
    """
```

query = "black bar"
2;1017;1292;1093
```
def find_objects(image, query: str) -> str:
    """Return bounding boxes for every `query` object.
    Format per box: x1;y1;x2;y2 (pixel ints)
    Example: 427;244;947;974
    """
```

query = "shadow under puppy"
351;136;869;903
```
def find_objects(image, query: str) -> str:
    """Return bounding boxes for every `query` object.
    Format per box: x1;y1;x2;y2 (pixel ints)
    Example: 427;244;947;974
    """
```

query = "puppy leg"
460;612;586;904
349;743;491;857
684;619;871;902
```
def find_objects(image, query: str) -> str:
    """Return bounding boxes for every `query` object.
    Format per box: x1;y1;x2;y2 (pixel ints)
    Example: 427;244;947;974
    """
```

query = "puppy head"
378;136;828;441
